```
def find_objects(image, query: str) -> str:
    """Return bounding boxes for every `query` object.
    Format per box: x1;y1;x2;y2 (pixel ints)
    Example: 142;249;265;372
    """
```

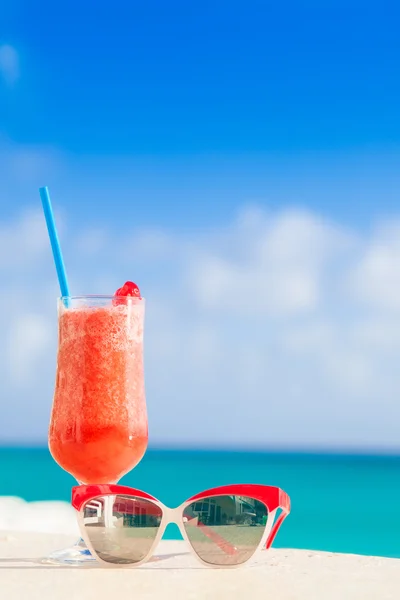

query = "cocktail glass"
45;295;148;566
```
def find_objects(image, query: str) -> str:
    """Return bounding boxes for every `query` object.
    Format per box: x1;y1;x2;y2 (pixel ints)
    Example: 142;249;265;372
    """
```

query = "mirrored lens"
83;494;163;564
183;495;268;565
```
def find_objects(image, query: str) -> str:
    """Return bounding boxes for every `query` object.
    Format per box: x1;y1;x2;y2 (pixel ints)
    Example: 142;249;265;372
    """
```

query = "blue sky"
1;1;400;449
1;0;400;226
2;0;399;155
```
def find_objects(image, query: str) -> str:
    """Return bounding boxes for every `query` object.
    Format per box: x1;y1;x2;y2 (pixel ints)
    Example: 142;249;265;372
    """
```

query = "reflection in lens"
183;495;268;565
83;495;163;564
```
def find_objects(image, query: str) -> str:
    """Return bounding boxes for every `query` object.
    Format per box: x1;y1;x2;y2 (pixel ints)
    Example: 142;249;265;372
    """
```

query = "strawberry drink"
49;282;147;484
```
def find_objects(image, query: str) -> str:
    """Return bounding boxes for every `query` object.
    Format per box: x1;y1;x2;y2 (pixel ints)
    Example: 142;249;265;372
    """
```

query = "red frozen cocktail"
49;283;147;484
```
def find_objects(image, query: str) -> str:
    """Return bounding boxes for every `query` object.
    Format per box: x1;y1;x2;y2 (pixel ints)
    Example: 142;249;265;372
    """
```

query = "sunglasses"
72;483;290;568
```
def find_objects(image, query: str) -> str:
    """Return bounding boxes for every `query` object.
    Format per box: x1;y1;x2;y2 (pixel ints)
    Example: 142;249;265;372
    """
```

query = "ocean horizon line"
1;444;400;460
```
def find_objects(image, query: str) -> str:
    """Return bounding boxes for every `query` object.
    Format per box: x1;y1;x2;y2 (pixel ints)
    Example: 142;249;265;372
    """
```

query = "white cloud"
0;45;19;86
186;209;346;317
8;313;52;385
1;200;400;451
0;209;50;269
349;221;400;312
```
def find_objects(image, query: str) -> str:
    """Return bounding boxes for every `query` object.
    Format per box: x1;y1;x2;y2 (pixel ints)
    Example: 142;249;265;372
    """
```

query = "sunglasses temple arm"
265;509;289;549
265;489;291;549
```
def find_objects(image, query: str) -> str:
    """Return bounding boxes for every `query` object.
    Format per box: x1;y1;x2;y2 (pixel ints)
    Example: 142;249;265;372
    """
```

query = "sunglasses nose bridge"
162;505;183;525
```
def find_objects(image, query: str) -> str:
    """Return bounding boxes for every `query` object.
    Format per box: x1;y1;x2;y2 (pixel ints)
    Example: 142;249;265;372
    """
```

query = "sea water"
1;447;399;558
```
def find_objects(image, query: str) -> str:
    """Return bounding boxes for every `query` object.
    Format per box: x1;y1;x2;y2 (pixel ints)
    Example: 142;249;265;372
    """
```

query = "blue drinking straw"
39;186;71;299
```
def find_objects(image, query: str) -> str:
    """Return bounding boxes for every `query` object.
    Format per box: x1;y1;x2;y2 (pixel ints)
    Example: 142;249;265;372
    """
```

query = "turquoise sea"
1;448;399;558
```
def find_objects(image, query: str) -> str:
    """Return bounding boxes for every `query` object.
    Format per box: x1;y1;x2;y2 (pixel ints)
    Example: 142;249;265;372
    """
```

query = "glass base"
43;538;97;567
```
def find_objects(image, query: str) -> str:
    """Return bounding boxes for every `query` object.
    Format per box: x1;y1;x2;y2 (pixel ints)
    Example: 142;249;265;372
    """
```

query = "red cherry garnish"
113;281;141;304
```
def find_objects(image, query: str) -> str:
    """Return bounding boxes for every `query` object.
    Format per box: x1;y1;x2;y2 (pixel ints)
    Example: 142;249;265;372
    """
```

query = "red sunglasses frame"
72;483;290;568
